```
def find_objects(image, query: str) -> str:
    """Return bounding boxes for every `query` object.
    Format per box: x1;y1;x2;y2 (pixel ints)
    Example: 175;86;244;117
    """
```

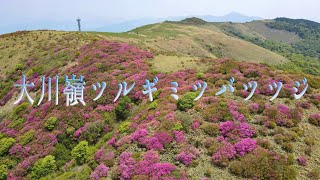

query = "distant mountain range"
0;12;262;34
94;12;263;32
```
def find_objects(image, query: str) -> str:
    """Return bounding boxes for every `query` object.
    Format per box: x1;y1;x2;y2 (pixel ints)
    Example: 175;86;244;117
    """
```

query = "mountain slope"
214;18;320;75
0;21;320;180
93;22;289;66
216;18;320;58
0;34;319;179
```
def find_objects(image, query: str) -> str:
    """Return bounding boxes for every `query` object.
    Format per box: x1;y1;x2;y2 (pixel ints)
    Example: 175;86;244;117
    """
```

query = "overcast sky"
1;0;320;23
0;0;319;33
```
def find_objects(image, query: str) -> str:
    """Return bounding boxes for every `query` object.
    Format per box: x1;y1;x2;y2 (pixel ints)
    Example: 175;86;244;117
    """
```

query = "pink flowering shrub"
220;121;256;141
228;102;247;122
115;135;132;147
298;101;311;109
176;147;200;166
90;163;109;180
131;130;173;150
173;130;186;143
94;148;115;163
238;123;256;138
176;151;194;166
130;128;148;143
234;138;257;156
149;163;176;178
9;144;31;158
154;132;173;146
119;152;136;180
192;121;201;130
107;137;116;146
308;113;320;126
74;123;90;138
144;137;164;150
263;104;302;127
134;150;176;179
297;156;307;166
248;103;260;113
13;155;39;177
220;121;236;137
135;150;160;175
212;141;236;167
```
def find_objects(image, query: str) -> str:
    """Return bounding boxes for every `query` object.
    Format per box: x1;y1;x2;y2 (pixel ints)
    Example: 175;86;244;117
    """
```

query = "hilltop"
93;21;289;66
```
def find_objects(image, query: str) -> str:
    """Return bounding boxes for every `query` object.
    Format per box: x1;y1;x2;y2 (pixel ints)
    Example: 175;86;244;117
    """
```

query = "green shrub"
269;121;277;129
256;139;271;150
0;164;8;180
45;117;58;131
0;138;15;156
196;72;204;79
201;123;220;136
228;148;297;179
172;123;183;131
115;96;132;121
71;141;89;165
55;164;92;180
82;122;103;144
286;154;295;165
283;165;298;180
175;111;192;131
8;118;26;128
57;129;77;150
19;130;35;145
148;101;158;110
274;134;285;145
53;143;72;168
73;164;92;179
95;132;114;149
10;102;29;120
177;92;197;111
282;142;294;153
15;64;24;71
258;127;269;136
202;100;232;122
118;121;131;133
31;155;56;179
102;112;116;124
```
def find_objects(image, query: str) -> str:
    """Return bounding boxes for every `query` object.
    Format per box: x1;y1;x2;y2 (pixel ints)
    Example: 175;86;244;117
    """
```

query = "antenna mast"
77;18;81;32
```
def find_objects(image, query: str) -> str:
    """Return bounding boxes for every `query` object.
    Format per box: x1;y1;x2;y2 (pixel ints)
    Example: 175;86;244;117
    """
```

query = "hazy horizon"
1;0;320;34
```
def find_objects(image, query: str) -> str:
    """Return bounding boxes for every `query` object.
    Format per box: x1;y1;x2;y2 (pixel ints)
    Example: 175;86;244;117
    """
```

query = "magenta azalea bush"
297;156;307;166
90;163;109;180
212;141;236;166
309;113;320;126
176;147;200;166
119;150;176;179
234;138;257;156
119;152;136;180
220;121;256;141
173;130;186;143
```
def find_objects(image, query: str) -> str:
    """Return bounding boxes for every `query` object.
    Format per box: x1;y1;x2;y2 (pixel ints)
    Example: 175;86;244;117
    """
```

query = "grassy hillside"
92;22;289;66
215;19;320;76
0;20;320;180
267;18;320;58
0;31;97;78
